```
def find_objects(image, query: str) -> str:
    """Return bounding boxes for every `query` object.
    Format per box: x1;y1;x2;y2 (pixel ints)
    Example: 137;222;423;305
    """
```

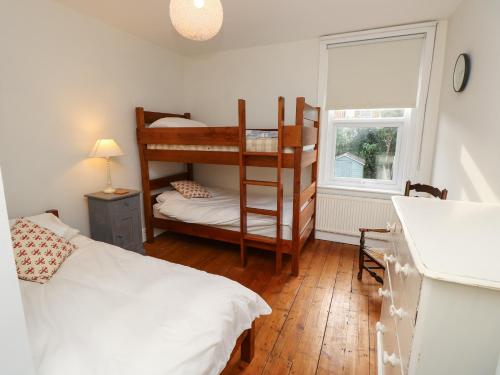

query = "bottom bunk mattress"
20;234;271;375
153;187;293;240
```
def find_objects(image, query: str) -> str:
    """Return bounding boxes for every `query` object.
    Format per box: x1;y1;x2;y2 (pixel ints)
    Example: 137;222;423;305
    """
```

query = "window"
317;22;438;194
324;108;411;191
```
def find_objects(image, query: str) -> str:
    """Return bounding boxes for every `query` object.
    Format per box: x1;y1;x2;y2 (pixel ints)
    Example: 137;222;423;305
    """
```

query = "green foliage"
335;127;397;179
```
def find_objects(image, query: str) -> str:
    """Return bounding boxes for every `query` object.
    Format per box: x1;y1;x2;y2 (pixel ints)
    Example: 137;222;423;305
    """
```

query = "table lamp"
89;139;124;194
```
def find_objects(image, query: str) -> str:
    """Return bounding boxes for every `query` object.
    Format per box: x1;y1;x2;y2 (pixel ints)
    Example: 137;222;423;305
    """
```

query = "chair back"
404;181;448;200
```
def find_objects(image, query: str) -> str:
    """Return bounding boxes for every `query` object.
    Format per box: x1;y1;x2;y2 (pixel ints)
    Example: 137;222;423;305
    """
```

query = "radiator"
316;193;395;241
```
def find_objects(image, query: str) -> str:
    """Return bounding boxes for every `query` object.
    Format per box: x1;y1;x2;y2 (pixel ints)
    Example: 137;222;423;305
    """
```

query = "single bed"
19;220;271;375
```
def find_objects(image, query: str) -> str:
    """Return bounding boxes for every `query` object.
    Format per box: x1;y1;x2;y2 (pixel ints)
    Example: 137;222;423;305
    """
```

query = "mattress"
20;235;271;375
153;187;293;240
148;137;315;153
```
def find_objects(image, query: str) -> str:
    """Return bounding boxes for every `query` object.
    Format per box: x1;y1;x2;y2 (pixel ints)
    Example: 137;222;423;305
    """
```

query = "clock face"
453;53;470;92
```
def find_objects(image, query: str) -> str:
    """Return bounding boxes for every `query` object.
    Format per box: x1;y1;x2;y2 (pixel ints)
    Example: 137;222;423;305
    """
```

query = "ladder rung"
243;179;278;187
246;207;278;216
244;234;277;245
243;152;278;157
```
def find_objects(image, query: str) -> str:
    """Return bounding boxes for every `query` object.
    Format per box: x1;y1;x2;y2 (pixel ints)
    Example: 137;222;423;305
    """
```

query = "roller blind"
326;36;424;110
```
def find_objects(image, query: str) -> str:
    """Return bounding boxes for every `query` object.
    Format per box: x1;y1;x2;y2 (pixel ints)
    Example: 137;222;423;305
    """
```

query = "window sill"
317;184;404;200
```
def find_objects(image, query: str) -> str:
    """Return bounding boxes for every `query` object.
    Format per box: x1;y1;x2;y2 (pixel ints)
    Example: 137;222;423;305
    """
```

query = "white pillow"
24;213;80;241
149;117;207;128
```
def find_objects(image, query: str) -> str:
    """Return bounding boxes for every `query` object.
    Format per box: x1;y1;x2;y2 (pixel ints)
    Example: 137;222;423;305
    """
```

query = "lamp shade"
170;0;223;41
89;139;124;158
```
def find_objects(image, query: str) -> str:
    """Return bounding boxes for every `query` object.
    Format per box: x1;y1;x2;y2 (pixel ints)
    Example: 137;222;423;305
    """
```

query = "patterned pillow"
11;218;75;284
171;180;212;199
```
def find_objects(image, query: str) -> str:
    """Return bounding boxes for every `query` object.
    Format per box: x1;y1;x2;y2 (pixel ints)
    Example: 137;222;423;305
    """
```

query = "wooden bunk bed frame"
136;97;320;276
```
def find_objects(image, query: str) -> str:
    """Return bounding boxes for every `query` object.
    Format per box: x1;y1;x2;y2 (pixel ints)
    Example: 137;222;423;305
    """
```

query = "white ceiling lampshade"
170;0;223;41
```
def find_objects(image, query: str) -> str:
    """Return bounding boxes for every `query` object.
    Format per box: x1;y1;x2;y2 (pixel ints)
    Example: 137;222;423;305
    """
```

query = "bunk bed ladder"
238;98;284;274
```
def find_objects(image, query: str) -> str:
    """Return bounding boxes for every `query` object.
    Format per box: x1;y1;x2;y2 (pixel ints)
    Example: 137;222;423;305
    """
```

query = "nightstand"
85;189;143;254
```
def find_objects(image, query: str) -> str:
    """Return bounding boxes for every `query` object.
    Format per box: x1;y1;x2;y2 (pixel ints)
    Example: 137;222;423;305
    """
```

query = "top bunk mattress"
148;137;315;153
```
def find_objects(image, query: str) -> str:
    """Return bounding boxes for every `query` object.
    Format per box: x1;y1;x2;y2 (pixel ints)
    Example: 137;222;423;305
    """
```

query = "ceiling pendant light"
170;0;223;42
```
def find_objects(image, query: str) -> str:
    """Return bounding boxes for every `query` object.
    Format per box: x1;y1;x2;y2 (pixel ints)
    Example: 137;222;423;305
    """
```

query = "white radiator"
316;193;395;243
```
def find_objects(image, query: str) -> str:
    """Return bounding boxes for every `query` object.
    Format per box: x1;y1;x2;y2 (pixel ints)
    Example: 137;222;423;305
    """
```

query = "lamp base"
103;186;116;194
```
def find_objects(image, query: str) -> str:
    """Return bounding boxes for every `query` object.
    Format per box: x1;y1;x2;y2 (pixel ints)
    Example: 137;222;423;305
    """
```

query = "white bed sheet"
20;235;271;375
154;187;293;239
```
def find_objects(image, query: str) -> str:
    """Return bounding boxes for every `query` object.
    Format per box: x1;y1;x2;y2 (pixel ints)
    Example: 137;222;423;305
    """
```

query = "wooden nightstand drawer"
86;190;143;254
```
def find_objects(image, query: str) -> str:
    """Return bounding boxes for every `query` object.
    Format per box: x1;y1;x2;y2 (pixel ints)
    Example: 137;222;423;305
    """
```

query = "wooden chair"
357;181;448;284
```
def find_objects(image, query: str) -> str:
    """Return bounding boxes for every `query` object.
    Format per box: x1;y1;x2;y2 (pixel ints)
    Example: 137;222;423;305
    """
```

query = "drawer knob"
386;222;396;232
375;321;385;333
395;262;410;277
383;351;400;367
389;304;406;320
378;288;391;298
383;254;396;264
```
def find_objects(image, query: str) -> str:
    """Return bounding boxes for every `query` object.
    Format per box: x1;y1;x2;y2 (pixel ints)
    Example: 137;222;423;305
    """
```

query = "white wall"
183;39;319;192
432;0;500;203
0;0;187;235
0;169;35;375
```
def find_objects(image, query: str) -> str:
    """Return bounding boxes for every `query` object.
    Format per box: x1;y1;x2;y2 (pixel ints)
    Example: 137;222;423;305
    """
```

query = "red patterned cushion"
171;180;212;199
11;218;75;284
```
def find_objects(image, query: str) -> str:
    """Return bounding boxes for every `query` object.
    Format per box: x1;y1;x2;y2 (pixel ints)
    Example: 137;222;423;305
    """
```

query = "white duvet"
156;187;292;228
20;235;271;375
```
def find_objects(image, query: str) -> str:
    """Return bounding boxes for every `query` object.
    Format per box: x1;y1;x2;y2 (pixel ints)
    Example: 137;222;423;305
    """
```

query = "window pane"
334;127;398;180
333;108;405;120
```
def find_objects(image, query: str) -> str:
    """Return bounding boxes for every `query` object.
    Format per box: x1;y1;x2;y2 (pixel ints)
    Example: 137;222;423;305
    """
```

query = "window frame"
317;22;438;195
324;109;411;191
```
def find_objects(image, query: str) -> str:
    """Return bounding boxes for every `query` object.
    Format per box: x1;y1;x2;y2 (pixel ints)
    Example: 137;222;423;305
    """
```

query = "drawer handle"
395;262;410;278
389;304;406;320
383;351;400;367
378;288;391;299
383;254;396;264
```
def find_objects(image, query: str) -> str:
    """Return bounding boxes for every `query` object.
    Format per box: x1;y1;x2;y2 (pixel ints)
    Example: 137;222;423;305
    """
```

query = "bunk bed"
136;97;320;276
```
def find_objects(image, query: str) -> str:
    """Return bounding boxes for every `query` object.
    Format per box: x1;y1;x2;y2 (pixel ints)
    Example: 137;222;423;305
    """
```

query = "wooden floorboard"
145;232;381;375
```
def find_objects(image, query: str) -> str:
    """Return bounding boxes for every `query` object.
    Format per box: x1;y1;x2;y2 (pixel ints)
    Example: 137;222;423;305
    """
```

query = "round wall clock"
453;53;470;92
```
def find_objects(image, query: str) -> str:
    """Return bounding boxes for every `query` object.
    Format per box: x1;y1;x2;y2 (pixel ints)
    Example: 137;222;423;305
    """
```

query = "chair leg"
357;230;365;280
357;248;364;280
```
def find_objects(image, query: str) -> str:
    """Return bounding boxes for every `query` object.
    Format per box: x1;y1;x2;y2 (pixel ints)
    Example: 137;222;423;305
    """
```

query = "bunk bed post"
291;97;305;276
275;97;285;274
238;99;248;267
186;163;194;180
136;107;154;243
311;107;320;240
184;113;194;180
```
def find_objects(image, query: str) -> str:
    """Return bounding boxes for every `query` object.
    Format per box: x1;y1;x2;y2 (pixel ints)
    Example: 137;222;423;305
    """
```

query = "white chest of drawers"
377;197;500;375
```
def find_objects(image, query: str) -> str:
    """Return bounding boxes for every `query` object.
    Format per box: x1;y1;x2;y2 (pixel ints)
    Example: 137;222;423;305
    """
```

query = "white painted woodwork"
378;196;500;375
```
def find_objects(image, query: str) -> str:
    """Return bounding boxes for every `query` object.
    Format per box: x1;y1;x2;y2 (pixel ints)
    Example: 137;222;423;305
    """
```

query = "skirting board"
143;227;387;249
315;230;388;248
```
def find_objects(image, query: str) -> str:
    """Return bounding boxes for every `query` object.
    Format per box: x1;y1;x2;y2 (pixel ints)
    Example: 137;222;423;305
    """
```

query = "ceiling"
56;0;462;55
